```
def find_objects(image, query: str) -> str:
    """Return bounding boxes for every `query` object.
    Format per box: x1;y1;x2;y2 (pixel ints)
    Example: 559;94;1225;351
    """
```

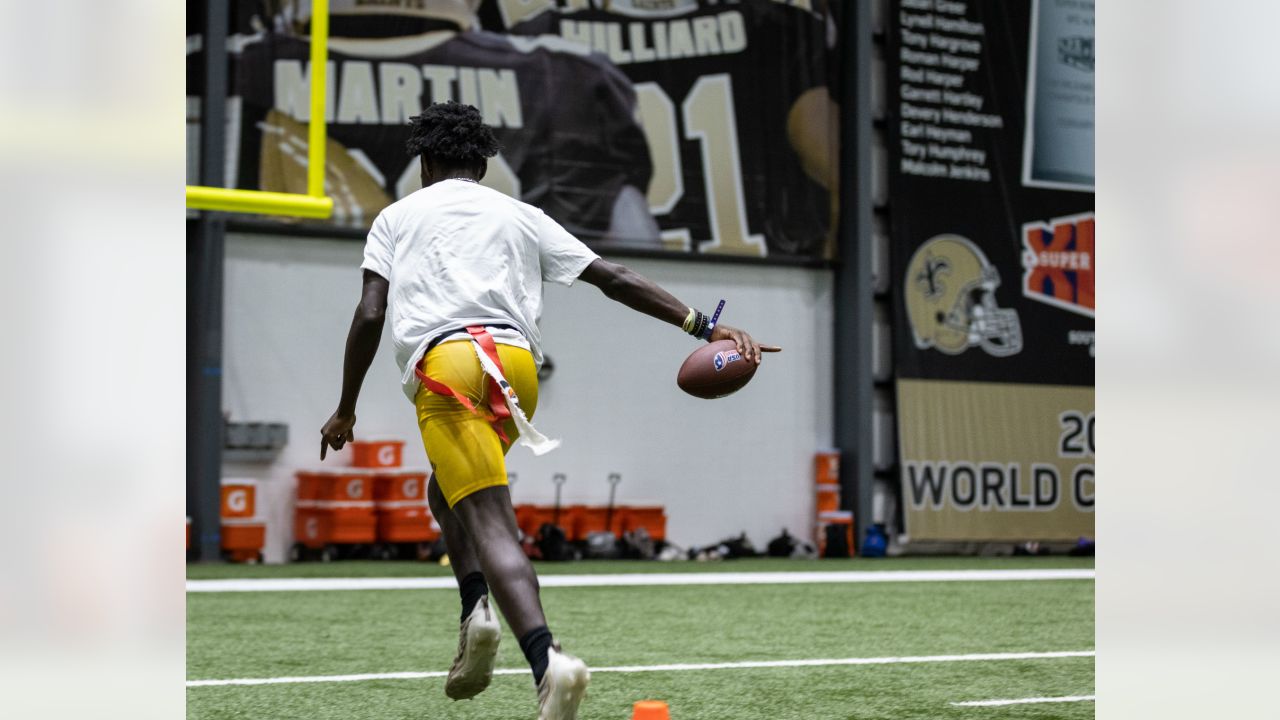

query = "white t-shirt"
361;179;600;401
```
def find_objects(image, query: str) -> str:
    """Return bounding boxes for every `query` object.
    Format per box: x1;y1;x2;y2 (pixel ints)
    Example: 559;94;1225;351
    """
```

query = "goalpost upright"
186;0;333;219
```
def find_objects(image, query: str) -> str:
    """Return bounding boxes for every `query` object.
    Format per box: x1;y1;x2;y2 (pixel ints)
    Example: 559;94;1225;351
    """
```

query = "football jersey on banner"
483;0;837;258
227;17;652;242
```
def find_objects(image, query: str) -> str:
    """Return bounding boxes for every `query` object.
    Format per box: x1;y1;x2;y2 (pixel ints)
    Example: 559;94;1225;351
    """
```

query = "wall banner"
187;0;840;261
887;0;1094;542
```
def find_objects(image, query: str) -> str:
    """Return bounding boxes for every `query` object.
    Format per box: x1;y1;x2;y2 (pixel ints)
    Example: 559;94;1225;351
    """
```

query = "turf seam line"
186;569;1095;593
186;649;1095;688
951;694;1096;707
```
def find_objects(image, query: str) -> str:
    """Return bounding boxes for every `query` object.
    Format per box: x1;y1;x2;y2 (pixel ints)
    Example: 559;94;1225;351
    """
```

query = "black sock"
458;572;488;623
518;625;554;686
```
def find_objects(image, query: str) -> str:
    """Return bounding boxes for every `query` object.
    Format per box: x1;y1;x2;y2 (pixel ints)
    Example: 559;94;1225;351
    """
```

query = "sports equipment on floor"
633;700;671;719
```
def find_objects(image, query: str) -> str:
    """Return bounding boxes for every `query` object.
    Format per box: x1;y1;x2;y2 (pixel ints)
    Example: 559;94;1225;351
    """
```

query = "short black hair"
406;101;500;171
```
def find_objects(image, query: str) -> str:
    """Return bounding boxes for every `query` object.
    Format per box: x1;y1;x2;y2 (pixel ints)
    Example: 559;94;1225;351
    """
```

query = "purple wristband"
700;300;726;340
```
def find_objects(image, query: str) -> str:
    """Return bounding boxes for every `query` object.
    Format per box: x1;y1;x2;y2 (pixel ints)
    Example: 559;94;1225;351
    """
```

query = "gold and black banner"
187;0;840;261
898;380;1093;541
887;0;1094;542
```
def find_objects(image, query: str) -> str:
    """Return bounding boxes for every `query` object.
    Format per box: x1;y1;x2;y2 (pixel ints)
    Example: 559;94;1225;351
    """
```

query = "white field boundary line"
187;568;1094;593
187;649;1094;688
952;694;1096;707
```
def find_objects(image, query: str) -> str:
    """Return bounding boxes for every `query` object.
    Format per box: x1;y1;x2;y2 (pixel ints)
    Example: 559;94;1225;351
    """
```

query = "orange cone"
633;700;670;720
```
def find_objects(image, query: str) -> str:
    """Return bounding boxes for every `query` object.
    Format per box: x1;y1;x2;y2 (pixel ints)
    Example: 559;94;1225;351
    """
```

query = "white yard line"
187;649;1094;688
952;694;1096;707
187;568;1094;593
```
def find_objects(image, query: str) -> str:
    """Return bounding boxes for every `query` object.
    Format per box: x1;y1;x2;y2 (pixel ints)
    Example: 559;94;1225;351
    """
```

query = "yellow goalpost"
186;0;333;219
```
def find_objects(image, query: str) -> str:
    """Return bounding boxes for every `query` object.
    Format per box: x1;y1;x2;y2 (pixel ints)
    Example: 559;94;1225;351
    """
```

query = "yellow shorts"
415;340;539;508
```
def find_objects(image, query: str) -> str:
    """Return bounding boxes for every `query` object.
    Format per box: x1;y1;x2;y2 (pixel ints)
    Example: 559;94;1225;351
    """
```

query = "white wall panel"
223;233;835;561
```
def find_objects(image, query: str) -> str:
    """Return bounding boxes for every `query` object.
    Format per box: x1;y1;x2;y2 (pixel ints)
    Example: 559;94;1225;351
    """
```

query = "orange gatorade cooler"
377;506;439;544
294;468;377;552
349;438;405;468
618;505;667;542
322;467;377;544
295;470;322;504
815;450;840;486
373;468;439;544
294;470;322;551
221;518;266;563
221;478;258;519
816;483;841;514
220;478;265;563
816;509;855;558
373;468;428;504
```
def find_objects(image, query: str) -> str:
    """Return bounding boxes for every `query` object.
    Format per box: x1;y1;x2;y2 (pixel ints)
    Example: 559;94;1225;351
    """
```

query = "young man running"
320;101;777;719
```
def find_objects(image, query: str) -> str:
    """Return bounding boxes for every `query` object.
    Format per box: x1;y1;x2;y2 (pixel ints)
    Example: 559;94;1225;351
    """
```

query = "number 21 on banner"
636;74;766;257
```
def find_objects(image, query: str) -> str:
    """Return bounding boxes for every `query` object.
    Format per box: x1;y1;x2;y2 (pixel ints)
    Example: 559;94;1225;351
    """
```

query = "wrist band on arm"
684;300;725;341
703;299;726;341
685;311;699;337
682;308;696;334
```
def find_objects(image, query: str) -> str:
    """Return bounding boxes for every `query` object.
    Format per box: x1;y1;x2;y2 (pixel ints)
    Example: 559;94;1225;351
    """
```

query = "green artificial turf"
186;556;1094;580
188;561;1094;719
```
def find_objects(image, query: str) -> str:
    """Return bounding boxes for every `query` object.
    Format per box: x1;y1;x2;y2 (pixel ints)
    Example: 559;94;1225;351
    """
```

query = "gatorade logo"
376;445;397;466
226;489;248;514
347;478;365;499
304;516;319;540
402;478;420;499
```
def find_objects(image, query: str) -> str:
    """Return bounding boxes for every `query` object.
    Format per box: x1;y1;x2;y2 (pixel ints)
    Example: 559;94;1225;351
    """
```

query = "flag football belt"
414;326;559;455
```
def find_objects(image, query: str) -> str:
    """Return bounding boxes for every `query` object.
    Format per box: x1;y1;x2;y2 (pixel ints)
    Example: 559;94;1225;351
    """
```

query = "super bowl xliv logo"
1021;213;1095;317
713;350;741;372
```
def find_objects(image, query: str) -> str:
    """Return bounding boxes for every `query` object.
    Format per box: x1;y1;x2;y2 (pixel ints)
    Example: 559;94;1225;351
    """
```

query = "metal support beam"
188;0;229;562
834;0;875;551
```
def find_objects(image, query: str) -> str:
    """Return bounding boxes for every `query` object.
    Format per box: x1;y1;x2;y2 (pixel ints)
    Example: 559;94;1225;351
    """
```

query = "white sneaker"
536;644;590;720
445;596;501;700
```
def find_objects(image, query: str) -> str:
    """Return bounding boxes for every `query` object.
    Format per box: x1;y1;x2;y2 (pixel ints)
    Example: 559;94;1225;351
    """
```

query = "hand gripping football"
676;340;758;399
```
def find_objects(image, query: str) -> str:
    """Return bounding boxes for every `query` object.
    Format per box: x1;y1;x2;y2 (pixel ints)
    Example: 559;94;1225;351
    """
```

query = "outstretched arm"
577;258;780;362
321;270;389;459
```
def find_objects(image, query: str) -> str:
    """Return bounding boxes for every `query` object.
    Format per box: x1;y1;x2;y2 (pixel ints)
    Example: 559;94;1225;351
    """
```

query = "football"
677;339;758;399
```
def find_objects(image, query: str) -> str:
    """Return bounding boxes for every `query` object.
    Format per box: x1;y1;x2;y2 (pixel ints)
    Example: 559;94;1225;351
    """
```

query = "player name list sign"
886;0;1095;543
896;0;1000;183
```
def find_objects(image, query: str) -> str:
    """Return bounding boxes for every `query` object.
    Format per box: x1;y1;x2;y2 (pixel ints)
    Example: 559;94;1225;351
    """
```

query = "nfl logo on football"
713;350;741;372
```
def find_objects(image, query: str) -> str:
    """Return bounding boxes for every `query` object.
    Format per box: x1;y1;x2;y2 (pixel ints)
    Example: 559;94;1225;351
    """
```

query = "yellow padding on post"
185;0;331;219
186;186;334;219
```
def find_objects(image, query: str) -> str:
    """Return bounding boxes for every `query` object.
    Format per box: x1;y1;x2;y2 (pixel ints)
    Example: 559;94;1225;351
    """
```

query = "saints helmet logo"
914;255;951;300
904;234;1023;357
